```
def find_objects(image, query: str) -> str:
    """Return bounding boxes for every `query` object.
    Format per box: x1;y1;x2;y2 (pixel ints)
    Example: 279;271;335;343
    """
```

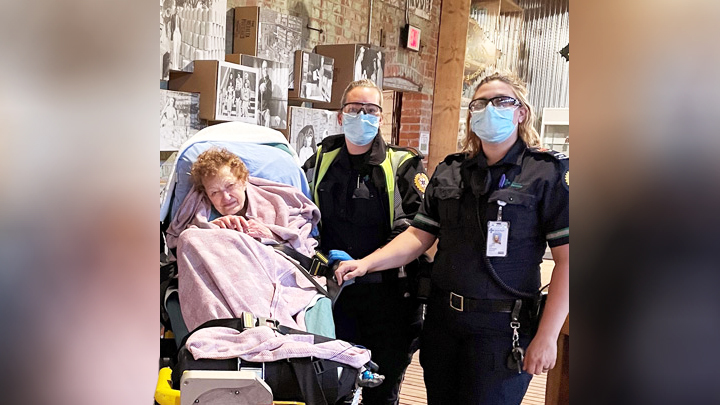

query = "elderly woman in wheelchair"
190;148;280;241
165;147;322;332
158;143;384;405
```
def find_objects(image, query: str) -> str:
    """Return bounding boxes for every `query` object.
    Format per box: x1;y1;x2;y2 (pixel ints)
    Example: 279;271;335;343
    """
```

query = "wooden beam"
428;0;472;173
545;316;570;405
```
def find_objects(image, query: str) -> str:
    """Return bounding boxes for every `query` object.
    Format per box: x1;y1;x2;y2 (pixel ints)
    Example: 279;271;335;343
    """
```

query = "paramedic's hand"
523;333;557;375
211;215;249;232
245;218;275;241
335;260;369;285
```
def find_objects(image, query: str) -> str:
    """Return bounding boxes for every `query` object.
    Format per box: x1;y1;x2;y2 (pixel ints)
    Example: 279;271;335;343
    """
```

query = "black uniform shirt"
304;133;428;261
412;138;569;299
316;145;390;259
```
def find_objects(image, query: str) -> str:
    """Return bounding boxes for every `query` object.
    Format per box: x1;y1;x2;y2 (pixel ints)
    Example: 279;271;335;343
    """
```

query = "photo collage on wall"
215;61;258;123
160;89;207;151
257;8;302;90
289;106;343;163
160;0;227;80
299;52;334;102
239;55;290;129
354;46;384;89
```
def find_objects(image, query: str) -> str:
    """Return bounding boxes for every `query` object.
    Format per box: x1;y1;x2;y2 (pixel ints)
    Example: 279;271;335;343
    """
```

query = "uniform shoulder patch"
414;173;429;193
529;147;568;160
563;169;569;190
443;152;466;164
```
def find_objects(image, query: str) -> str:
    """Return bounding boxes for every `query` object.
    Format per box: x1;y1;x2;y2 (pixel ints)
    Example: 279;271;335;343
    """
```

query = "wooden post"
428;0;472;173
545;316;570;405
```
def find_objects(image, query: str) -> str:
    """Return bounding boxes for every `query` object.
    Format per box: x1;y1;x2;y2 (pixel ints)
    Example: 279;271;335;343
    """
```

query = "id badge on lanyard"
487;200;509;257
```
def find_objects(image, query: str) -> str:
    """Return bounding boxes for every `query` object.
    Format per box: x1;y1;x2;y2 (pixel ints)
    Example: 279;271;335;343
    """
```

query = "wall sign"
419;131;429;155
404;24;421;51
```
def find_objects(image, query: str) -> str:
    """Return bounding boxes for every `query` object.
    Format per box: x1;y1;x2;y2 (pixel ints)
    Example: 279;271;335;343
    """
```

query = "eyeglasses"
342;102;383;116
468;96;521;112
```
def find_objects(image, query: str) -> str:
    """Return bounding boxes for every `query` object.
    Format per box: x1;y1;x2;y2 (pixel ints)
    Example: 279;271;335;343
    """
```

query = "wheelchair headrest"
160;122;309;222
169;141;310;221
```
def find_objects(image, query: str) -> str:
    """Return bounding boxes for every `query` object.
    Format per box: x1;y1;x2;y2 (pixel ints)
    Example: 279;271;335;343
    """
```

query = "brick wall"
379;0;439;161
228;0;441;157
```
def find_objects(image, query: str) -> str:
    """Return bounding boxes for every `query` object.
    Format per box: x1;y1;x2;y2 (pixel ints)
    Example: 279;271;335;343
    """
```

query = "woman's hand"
335;260;369;285
210;215;275;241
523;332;557;375
210;215;248;232
245;218;275;240
524;244;568;375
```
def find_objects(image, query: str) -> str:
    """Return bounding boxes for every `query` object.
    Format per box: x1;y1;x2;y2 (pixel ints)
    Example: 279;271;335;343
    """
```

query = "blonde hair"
190;147;249;192
341;79;383;108
462;71;540;158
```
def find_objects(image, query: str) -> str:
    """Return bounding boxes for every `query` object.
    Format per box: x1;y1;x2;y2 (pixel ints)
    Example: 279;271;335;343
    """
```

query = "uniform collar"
466;137;526;170
365;133;388;165
320;133;386;164
323;133;386;165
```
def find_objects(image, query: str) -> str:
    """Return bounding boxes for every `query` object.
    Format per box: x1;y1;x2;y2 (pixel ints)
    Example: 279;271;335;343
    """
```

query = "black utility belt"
431;288;517;313
353;272;384;284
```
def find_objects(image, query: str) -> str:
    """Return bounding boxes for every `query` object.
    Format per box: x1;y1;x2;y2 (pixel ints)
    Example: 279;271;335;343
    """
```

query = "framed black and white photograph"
160;0;227;81
239;55;290;129
319;56;334;103
354;46;384;89
295;125;317;163
289;106;343;162
215;61;258;123
299;52;334;102
160;89;207;150
256;8;302;90
285;15;303;89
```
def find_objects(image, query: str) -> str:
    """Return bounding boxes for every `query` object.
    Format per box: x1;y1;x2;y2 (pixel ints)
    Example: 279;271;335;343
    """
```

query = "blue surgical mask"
342;112;380;146
470;104;517;144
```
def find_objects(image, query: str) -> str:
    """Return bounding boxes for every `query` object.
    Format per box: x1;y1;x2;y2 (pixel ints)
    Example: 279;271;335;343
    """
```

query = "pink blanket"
186;326;371;369
168;177;323;331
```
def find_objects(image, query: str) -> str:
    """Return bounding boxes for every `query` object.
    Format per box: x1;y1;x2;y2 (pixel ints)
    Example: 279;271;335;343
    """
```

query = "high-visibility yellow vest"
310;146;415;228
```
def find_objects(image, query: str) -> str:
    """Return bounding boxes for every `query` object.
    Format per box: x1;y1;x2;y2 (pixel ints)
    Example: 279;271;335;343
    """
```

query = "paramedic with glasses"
302;79;429;405
334;72;569;404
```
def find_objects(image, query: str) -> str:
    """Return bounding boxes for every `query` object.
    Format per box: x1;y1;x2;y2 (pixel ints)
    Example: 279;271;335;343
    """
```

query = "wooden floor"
398;352;547;405
397;352;427;405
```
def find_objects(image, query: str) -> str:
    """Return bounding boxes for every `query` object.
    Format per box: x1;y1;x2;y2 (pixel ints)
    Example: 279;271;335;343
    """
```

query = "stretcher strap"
273;245;330;278
273;246;332;299
290;357;341;405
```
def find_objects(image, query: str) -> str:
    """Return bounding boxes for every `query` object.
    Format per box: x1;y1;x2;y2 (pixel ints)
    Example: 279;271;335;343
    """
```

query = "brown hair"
340;79;383;108
190;147;249;192
462;71;540;158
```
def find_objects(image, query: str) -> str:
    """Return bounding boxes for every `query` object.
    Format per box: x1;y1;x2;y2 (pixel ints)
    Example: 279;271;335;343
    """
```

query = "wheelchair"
156;122;377;405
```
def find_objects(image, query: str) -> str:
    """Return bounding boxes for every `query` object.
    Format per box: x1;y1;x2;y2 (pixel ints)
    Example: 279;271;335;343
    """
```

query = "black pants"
333;282;423;405
419;298;533;405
